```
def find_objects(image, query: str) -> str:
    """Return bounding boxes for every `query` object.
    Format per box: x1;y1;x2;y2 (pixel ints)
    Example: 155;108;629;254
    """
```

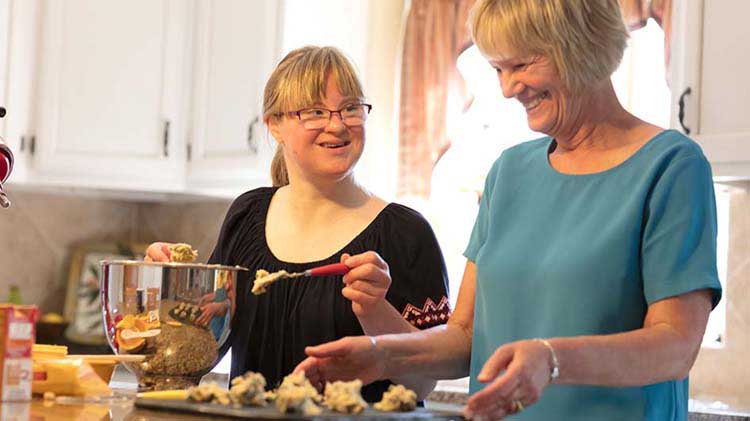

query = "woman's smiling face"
269;75;366;183
489;53;581;138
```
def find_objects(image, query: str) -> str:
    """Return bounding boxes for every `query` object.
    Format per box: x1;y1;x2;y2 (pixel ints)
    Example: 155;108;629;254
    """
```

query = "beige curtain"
397;0;474;199
619;0;673;71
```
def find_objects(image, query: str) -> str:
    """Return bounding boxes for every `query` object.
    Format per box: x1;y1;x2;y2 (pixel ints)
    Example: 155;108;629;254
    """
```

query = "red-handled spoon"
251;263;350;295
302;263;350;277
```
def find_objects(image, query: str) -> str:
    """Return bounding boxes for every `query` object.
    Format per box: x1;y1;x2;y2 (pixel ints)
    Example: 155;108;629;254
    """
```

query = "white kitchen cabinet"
187;0;280;197
0;0;41;183
670;0;750;180
31;0;191;191
0;0;8;136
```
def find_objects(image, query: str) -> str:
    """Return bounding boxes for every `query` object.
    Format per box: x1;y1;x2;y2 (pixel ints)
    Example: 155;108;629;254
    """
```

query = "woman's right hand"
340;251;392;318
295;336;386;390
144;242;173;262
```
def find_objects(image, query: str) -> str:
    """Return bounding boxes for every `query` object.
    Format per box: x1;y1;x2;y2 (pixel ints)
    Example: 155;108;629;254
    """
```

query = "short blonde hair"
263;46;365;186
470;0;629;93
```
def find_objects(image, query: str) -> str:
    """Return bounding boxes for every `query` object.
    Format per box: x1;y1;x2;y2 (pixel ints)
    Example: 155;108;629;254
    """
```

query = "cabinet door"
0;0;41;183
33;0;190;191
187;0;280;197
0;0;8;138
670;0;750;179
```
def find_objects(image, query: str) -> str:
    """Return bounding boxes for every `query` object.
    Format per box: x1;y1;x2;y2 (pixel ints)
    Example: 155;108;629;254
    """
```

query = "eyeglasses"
286;103;372;130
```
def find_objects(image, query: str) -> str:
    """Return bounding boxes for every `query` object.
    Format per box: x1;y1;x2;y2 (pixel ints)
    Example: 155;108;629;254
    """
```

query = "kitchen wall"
691;189;750;409
135;199;230;263
0;190;230;313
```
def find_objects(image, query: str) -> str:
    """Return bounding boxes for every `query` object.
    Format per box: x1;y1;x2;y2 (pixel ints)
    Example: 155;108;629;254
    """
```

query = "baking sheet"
135;398;464;420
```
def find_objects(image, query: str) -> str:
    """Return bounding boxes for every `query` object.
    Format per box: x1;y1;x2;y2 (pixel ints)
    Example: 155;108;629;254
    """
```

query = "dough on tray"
274;371;322;416
374;384;417;412
187;382;230;405
324;379;368;414
229;371;268;407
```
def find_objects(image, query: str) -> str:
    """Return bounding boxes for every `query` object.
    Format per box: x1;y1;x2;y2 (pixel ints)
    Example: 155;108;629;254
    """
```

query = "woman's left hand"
465;339;553;419
339;251;392;317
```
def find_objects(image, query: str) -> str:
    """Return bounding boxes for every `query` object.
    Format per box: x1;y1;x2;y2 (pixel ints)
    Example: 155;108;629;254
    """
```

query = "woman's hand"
465;339;553;420
295;336;386;391
196;302;227;326
198;292;216;306
340;252;392;317
144;242;172;262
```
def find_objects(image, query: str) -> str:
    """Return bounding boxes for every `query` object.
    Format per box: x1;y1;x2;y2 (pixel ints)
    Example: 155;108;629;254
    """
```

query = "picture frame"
63;241;148;345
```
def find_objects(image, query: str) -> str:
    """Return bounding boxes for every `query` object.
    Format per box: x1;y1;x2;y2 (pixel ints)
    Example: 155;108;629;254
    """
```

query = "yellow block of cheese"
32;359;111;397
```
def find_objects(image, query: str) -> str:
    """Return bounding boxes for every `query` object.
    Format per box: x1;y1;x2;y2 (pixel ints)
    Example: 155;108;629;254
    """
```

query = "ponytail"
270;145;289;187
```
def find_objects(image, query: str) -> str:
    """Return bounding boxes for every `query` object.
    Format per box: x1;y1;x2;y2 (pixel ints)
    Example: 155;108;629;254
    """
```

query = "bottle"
7;285;22;305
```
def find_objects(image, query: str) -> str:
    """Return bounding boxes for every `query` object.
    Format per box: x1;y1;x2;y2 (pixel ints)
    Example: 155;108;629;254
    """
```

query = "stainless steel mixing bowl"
100;260;245;390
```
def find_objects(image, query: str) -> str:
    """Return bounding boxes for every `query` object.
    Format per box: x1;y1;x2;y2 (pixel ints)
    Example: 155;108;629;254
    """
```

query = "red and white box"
0;304;38;402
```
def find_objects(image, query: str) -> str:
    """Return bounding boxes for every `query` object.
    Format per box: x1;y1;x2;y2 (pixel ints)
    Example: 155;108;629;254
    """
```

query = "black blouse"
209;187;450;402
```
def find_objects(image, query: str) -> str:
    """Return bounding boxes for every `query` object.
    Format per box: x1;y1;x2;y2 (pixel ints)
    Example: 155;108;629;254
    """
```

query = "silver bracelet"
534;338;560;381
369;336;377;349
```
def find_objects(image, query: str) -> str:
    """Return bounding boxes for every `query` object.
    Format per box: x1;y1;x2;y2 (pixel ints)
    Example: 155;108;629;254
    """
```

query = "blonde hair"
263;46;365;186
469;0;629;93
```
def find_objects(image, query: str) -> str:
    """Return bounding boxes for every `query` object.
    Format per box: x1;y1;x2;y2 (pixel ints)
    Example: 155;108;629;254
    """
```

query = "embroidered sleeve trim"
401;296;452;329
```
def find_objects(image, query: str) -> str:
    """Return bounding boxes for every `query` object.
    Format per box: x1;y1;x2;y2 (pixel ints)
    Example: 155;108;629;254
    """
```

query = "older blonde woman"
146;46;450;402
296;1;721;419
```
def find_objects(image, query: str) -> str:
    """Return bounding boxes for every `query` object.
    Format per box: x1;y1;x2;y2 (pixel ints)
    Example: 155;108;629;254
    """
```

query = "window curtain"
619;0;673;71
397;0;474;199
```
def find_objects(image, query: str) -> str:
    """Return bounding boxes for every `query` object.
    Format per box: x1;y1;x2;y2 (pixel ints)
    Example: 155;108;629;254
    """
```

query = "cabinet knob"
163;120;171;158
0;107;6;118
247;116;259;154
678;87;692;135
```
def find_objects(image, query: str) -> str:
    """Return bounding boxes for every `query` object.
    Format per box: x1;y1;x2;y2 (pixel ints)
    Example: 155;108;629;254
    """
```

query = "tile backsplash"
0;191;230;313
690;189;750;410
136;200;230;264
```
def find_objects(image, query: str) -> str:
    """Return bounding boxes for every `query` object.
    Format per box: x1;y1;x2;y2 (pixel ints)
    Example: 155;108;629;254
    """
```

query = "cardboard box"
0;304;38;401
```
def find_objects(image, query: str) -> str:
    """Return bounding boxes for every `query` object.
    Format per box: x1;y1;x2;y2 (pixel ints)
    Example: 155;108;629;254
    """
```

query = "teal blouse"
464;130;722;420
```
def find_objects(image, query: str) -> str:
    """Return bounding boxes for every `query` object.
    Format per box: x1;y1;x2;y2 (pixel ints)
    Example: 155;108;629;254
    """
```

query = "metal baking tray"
135;398;464;420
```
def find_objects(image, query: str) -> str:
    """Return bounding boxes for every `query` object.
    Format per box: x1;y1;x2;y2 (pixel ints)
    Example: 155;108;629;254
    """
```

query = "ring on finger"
513;400;525;412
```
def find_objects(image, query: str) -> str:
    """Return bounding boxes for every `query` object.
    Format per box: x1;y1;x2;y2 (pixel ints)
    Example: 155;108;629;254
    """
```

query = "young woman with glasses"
146;46;450;402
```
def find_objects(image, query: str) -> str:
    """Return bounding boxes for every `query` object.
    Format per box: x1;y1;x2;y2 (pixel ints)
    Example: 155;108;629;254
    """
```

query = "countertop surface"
0;366;746;420
2;394;748;421
0;367;467;421
0;391;466;421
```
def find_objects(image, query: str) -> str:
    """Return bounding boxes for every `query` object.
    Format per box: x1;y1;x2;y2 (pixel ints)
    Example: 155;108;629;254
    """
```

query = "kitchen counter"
0;366;227;421
0;366;745;420
0;393;464;421
425;390;750;421
2;393;747;421
2;396;748;421
0;391;192;421
0;367;463;421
